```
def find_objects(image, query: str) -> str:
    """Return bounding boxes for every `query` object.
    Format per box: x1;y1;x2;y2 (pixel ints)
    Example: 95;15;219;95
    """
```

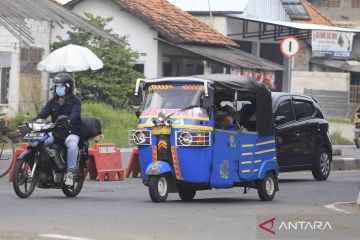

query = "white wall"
193;16;228;35
54;0;159;79
0;20;51;116
291;71;350;94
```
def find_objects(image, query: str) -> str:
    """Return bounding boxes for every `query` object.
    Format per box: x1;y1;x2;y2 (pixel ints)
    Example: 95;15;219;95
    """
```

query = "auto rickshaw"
129;74;279;202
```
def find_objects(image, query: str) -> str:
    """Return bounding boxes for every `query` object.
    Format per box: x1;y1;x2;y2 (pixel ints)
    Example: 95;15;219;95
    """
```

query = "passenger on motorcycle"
36;73;81;187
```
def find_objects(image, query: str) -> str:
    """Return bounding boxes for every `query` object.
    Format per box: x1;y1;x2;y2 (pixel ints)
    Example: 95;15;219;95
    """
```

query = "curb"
332;158;360;171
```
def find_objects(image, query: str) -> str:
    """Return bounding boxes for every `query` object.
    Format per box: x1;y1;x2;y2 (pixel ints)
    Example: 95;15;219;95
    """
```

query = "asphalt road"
0;170;359;240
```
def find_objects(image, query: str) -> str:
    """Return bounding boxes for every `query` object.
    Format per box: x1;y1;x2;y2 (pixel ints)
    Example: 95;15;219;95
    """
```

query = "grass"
329;131;353;145
82;103;138;147
328;118;353;125
8;103;138;147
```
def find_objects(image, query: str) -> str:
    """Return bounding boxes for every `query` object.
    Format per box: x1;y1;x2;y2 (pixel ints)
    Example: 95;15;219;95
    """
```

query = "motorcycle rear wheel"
13;159;38;198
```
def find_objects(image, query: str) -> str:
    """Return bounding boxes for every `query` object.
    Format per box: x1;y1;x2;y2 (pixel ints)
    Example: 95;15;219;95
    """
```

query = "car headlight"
129;130;151;145
176;131;211;147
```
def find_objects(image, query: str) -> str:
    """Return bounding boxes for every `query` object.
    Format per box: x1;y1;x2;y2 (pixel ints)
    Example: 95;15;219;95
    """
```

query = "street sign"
280;36;301;57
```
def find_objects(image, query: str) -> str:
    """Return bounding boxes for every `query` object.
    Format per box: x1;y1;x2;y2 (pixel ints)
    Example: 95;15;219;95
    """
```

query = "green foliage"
82;103;138;147
52;13;142;109
8;112;36;131
329;131;353;145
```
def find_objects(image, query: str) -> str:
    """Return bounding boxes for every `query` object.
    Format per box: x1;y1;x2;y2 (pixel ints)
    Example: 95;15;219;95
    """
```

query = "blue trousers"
44;133;80;171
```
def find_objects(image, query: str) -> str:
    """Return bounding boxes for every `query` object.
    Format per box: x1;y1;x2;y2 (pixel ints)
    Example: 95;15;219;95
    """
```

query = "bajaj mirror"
275;116;286;125
132;88;143;107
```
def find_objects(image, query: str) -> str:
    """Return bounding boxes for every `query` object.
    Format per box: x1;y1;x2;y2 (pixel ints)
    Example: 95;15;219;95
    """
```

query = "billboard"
231;68;278;91
312;30;354;58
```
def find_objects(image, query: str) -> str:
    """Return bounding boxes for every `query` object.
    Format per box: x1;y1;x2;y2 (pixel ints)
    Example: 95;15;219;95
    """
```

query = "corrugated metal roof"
159;39;285;71
281;0;310;20
0;0;124;46
167;0;249;13
311;59;360;72
229;16;360;32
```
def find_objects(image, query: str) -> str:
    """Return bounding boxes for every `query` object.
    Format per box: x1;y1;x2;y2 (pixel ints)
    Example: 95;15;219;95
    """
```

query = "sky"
167;0;250;12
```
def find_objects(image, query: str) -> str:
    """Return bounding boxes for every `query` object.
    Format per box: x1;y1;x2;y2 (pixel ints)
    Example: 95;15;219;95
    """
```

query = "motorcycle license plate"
152;126;171;135
24;132;45;140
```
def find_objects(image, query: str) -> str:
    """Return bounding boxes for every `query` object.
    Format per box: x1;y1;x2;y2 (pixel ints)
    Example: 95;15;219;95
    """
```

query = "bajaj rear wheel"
149;175;169;203
178;186;196;201
257;172;276;201
13;159;38;199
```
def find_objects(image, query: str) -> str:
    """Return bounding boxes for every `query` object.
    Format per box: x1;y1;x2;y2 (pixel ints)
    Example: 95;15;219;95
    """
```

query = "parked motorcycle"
12;117;101;198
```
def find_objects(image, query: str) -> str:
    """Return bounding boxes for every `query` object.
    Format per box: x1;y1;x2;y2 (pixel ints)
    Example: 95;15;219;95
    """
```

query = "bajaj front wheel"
13;159;38;199
149;175;169;203
257;172;277;201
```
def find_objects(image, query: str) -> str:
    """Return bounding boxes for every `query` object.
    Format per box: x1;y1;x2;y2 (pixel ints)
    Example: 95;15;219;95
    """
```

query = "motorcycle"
12;117;100;198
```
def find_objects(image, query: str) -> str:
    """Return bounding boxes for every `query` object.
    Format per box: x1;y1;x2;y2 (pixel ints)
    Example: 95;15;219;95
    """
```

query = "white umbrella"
37;44;103;73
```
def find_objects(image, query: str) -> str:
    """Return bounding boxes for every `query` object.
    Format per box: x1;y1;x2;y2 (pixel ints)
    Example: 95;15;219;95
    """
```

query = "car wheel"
149;175;169;203
312;148;331;181
257;172;277;201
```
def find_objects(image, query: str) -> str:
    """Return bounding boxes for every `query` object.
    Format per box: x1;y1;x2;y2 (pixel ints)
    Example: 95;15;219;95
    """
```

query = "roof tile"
297;0;333;26
113;0;238;47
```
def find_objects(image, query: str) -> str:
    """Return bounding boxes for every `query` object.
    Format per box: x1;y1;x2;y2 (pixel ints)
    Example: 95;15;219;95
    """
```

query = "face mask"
56;86;66;97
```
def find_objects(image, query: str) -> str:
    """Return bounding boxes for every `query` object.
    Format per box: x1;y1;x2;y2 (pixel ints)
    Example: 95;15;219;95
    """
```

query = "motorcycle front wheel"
62;171;85;197
13;159;38;198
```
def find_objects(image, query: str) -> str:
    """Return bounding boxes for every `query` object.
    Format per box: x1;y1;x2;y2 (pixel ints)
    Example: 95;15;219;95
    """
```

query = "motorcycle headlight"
129;130;151;145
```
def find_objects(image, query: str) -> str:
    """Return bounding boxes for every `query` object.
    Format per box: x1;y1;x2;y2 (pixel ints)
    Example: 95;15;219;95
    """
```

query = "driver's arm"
36;101;52;120
69;98;81;124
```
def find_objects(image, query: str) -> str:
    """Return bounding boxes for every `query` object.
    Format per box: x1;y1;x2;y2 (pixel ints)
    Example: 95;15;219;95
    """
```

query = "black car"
272;92;332;180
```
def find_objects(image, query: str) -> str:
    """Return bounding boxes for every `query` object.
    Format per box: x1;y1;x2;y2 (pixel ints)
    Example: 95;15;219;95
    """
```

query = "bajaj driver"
36;73;81;187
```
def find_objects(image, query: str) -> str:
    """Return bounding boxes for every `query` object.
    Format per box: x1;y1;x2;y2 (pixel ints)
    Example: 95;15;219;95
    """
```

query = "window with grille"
0;52;11;104
319;0;341;7
352;0;360;7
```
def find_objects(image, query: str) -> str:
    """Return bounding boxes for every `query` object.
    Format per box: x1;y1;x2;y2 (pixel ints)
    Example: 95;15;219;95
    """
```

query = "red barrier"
126;148;141;178
88;144;125;181
8;143;28;182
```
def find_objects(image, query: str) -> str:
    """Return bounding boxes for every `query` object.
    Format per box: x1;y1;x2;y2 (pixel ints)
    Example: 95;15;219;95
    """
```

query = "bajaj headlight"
129;130;151;145
176;131;211;147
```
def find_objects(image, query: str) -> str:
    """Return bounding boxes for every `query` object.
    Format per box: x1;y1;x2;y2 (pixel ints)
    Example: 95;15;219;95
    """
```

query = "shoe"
64;171;74;187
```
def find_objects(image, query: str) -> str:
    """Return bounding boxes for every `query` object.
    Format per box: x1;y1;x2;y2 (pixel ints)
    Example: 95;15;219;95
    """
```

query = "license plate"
152;126;171;135
24;132;45;140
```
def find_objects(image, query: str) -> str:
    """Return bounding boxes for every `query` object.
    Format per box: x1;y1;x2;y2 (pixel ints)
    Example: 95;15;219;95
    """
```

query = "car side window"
275;100;295;123
293;100;316;120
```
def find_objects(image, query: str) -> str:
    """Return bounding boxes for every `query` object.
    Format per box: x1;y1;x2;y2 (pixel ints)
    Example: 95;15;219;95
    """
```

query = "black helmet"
53;73;74;95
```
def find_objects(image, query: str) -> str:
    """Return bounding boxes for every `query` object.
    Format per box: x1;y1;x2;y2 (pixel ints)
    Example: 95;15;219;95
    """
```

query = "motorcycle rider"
36;73;81;186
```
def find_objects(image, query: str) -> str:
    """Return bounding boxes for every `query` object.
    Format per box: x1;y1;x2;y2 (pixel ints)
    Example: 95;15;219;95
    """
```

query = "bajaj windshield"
142;84;208;117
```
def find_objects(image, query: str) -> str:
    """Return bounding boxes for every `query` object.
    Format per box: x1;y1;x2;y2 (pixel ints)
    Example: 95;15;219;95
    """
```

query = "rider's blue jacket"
37;95;82;135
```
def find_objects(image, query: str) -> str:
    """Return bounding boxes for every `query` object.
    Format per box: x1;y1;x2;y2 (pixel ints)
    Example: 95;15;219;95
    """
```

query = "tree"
52;13;142;109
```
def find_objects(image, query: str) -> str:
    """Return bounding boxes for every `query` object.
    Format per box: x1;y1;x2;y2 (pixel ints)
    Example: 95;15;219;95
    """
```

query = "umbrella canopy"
37;44;103;73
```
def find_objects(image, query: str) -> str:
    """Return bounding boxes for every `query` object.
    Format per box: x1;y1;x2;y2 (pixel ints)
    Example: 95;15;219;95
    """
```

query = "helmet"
53;73;74;95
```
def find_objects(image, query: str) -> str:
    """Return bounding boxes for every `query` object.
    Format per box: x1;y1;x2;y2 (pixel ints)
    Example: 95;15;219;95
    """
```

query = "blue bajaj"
129;74;279;202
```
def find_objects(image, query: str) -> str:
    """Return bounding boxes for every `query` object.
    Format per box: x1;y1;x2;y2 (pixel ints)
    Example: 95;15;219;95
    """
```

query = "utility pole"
207;0;214;28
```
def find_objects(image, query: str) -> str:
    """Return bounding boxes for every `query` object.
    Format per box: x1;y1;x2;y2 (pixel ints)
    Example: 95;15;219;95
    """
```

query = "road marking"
324;201;353;214
39;234;94;240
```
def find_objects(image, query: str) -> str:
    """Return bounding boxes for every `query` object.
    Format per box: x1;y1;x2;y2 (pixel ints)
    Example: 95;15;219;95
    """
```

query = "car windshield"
142;84;208;117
